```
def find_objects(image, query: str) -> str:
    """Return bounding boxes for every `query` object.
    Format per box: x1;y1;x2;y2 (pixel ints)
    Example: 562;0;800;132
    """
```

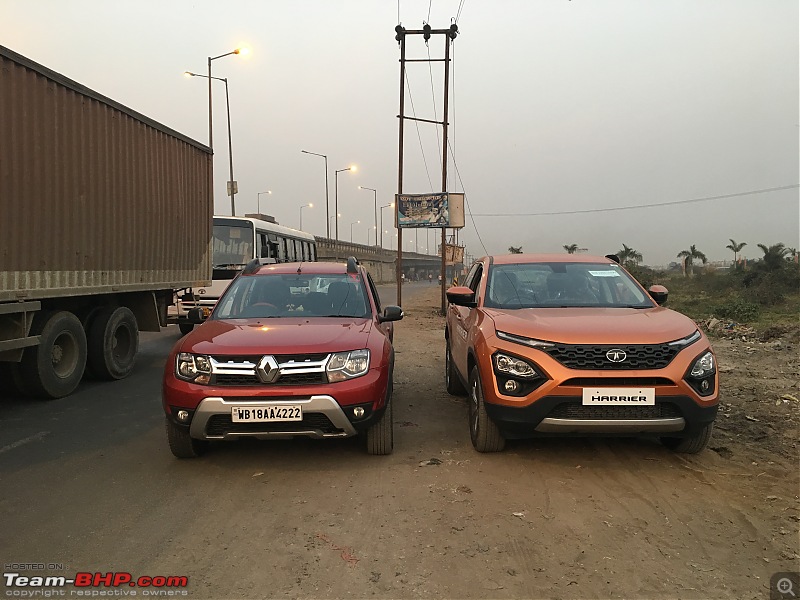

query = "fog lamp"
353;407;365;418
700;380;710;392
504;380;519;392
177;410;190;422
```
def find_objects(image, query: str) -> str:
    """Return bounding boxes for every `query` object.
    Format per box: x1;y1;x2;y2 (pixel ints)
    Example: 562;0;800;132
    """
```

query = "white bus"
172;215;317;333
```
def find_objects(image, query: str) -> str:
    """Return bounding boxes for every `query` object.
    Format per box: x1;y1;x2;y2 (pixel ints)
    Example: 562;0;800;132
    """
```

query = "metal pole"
335;171;339;242
324;156;330;238
396;31;406;306
224;78;235;216
440;34;452;314
207;57;213;149
373;190;378;247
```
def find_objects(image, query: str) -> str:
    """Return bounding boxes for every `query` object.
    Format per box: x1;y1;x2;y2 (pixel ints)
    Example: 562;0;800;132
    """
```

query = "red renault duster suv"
162;258;403;458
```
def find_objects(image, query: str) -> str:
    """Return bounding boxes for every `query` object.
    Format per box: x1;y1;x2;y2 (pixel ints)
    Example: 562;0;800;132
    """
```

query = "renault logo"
256;355;280;383
606;349;627;363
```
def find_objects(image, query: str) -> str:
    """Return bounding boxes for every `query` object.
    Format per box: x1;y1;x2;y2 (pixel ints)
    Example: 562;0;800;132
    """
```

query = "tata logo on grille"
256;355;280;383
606;349;627;363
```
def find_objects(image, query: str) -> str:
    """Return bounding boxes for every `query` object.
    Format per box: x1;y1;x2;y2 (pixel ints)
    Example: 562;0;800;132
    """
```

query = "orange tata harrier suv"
445;254;718;453
162;258;403;458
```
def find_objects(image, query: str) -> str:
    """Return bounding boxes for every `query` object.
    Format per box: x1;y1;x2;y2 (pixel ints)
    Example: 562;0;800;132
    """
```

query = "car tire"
366;398;393;455
20;310;87;399
178;323;194;335
468;365;505;452
87;307;139;380
661;422;714;454
165;418;208;458
445;340;467;396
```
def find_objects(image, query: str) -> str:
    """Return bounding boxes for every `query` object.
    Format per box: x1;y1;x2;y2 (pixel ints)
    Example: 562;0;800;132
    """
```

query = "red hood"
181;317;373;355
484;307;698;345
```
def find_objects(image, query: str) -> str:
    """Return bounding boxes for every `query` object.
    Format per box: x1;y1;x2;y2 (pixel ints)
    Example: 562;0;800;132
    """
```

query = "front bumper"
484;395;719;439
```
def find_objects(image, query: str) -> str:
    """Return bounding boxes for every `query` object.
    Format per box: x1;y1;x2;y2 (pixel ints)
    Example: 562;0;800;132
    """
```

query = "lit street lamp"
350;220;360;243
257;190;272;214
358;186;378;247
300;203;313;230
301;150;330;238
380;203;394;249
186;69;238;214
334;165;357;241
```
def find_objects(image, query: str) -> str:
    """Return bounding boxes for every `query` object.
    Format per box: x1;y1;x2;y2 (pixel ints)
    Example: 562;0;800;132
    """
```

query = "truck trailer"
0;45;213;399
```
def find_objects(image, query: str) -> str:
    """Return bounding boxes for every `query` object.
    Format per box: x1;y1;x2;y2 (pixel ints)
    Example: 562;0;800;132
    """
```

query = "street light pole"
334;166;356;242
380;203;394;249
359;186;378;247
186;69;237;215
300;203;313;230
301;150;330;238
350;220;360;243
257;190;272;214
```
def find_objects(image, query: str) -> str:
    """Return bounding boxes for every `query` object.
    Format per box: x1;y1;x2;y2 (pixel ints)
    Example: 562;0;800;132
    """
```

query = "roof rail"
243;257;277;275
605;254;621;264
346;256;359;274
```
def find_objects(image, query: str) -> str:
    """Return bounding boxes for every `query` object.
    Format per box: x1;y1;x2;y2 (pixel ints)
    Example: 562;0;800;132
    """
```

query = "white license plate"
231;405;303;422
582;388;655;406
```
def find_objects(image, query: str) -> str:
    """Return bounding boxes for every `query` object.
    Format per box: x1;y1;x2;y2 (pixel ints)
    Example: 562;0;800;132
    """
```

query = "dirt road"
1;285;797;599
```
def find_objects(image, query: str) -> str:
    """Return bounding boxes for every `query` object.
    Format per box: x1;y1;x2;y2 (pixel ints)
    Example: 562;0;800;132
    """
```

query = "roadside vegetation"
548;240;799;331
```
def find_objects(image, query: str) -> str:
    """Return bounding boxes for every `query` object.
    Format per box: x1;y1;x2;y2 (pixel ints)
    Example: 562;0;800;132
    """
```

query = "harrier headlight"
176;352;212;384
689;351;715;378
493;352;539;379
326;349;370;382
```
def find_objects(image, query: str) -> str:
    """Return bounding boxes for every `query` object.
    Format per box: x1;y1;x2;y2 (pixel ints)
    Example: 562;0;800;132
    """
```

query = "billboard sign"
396;193;465;229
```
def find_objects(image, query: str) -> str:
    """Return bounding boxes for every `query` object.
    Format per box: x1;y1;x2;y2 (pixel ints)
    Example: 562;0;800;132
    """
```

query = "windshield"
214;273;371;319
484;262;653;309
212;224;254;268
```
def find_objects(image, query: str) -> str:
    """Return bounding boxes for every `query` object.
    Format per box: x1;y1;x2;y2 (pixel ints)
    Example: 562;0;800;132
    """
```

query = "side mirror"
187;307;209;324
378;305;404;323
648;285;668;305
446;286;477;308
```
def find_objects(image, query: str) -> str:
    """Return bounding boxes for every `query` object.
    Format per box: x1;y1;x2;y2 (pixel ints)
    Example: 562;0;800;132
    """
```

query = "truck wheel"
661;422;714;454
87;307;139;380
179;323;194;335
165;418;207;458
20;311;87;399
366;398;393;455
445;340;467;396
468;365;505;452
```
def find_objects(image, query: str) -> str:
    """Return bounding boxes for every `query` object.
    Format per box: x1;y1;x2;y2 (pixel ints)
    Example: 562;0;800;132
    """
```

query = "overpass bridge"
314;237;460;284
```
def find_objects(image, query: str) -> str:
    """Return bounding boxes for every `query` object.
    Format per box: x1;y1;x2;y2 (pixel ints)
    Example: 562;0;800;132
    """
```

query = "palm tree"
508;246;523;254
787;247;798;263
757;243;789;271
726;239;747;264
563;244;578;254
677;244;707;277
617;244;643;267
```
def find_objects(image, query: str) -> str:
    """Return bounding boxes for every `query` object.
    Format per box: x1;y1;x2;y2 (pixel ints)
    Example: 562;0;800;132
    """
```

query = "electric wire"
469;184;800;217
426;41;444;179
404;69;436;192
456;0;466;23
447;137;489;256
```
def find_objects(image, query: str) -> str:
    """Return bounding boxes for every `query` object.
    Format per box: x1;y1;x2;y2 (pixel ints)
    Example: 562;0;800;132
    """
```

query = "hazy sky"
3;0;798;266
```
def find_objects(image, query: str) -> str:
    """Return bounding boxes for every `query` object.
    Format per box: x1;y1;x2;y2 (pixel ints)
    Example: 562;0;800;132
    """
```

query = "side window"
309;244;317;261
467;264;483;292
255;231;268;259
366;272;382;313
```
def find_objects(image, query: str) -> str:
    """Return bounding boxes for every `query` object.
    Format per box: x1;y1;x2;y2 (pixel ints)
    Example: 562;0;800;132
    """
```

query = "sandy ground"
0;285;797;600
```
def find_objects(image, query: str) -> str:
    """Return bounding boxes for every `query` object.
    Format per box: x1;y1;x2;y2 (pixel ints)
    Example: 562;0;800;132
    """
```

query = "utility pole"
395;22;459;311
